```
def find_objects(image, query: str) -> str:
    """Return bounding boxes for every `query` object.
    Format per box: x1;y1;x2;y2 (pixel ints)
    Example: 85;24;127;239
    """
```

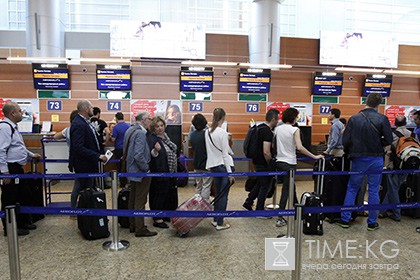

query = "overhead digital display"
312;72;343;95
96;65;131;90
179;66;213;92
32;63;70;90
238;68;271;93
363;74;392;97
319;31;398;68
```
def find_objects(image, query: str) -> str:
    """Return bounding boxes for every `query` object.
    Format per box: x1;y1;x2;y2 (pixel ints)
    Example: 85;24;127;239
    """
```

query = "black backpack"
243;124;260;159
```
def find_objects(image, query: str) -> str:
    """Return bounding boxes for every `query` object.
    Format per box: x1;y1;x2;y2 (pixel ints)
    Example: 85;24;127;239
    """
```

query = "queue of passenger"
1;92;419;238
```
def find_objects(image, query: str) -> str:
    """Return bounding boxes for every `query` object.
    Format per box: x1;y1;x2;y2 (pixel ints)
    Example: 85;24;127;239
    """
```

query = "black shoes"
21;224;37;230
242;202;253;211
135;229;158;237
336;219;350;228
3;228;30;237
153;221;169;228
368;223;379;231
379;212;400;222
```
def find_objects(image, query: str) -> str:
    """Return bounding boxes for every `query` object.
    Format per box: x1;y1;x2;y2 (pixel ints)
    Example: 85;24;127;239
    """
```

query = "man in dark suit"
69;100;107;189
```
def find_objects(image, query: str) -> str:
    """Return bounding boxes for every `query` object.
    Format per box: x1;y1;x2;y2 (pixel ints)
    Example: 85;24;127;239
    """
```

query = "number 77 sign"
319;104;331;114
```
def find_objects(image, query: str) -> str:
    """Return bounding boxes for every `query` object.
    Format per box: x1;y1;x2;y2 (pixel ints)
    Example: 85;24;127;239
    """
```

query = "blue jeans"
245;164;273;210
380;173;406;219
341;156;383;225
210;165;231;226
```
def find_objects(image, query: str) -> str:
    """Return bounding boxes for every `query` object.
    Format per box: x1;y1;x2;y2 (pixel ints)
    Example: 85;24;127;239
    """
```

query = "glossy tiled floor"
0;180;419;280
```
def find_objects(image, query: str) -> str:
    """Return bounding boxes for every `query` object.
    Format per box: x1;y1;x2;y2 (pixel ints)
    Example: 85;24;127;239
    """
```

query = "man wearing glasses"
123;111;157;237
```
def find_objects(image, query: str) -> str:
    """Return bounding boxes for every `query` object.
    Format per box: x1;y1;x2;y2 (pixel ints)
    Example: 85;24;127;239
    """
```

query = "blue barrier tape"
1;169;419;180
18;202;419;218
0;211;4;219
305;202;420;214
20;206;295;218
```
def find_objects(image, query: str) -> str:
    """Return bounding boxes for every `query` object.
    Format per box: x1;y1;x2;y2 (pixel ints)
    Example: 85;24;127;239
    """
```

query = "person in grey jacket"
123;110;157;237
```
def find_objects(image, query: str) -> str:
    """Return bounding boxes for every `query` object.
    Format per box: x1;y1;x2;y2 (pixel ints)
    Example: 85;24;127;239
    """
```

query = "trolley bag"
316;157;350;223
117;188;130;228
77;187;110;240
172;179;233;237
24;158;45;223
171;194;212;237
400;173;420;218
301;192;324;235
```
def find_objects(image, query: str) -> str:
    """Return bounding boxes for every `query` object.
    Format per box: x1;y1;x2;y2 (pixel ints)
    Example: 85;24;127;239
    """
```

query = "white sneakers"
211;221;231;231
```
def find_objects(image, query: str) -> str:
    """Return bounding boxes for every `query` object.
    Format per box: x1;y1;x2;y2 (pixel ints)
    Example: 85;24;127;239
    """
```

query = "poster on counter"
0;98;40;133
130;100;182;125
267;102;313;127
385;105;420;128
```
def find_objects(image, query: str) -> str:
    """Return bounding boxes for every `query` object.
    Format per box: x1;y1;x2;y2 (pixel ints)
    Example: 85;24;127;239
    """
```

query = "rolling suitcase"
171;194;212;237
314;157;349;223
77;187;110;240
117;188;130;228
301;192;324;235
400;173;420;218
24;158;45;223
172;180;233;237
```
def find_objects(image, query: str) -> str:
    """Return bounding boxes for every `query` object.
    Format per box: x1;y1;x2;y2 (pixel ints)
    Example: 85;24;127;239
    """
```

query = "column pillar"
248;0;284;65
25;0;65;57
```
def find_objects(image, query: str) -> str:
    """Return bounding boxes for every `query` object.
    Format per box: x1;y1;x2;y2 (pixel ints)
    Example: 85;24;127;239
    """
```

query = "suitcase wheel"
177;231;189;238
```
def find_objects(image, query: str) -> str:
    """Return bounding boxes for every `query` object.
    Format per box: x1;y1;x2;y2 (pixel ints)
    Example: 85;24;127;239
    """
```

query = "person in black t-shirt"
190;113;212;200
242;109;279;213
90;107;108;150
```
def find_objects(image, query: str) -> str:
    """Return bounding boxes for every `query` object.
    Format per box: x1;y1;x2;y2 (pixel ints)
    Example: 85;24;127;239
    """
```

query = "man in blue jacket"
337;92;393;231
69;100;107;189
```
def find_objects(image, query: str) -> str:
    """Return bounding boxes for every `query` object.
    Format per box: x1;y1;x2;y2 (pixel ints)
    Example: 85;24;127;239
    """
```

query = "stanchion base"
102;240;130;251
265;204;280;209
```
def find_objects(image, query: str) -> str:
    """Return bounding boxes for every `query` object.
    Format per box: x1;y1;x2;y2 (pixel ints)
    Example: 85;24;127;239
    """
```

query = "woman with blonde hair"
147;116;179;229
205;108;234;231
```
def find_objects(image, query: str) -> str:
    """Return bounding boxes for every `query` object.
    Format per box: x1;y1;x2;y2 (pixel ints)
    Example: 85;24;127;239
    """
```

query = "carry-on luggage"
172;180;233;237
117;188;130;228
400;173;420;218
77;187;110;240
171;194;212;237
314;157;349;223
301;192;324;235
25;158;45;223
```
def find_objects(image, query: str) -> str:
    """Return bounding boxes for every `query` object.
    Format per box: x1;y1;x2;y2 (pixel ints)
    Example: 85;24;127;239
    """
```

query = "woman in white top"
274;108;323;227
205;108;234;230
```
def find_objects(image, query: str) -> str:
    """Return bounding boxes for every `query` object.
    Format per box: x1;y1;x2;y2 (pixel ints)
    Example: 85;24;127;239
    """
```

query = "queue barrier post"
292;204;304;280
103;170;130;251
286;169;295;238
6;205;21;280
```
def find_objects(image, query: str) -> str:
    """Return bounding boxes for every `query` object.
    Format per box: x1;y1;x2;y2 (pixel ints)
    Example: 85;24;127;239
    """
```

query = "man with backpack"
242;109;279;214
380;116;413;221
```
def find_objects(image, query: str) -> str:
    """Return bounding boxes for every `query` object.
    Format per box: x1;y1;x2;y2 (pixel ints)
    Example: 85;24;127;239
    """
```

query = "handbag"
176;153;188;187
166;140;189;187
